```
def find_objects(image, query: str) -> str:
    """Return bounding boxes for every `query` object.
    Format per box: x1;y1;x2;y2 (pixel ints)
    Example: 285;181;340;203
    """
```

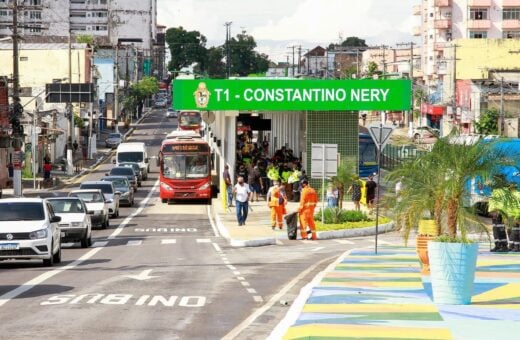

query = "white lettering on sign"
40;294;207;308
239;88;353;103
134;228;198;233
350;89;389;102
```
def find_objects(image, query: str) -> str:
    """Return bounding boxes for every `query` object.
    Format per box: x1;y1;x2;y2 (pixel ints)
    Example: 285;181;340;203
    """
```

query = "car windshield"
118;151;143;163
104;178;129;189
108;133;121;139
179;113;201;126
49;199;85;214
70;192;104;203
80;184;113;194
120;163;139;171
162;154;208;179
0;202;45;221
110;168;134;176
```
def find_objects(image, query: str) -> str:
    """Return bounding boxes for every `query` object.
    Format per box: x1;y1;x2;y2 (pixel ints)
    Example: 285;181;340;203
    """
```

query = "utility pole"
224;22;232;78
453;44;457;130
297;46;302;74
397;41;416;128
500;77;505;136
114;43;120;134
66;30;74;175
287;45;296;77
11;0;22;196
88;47;94;159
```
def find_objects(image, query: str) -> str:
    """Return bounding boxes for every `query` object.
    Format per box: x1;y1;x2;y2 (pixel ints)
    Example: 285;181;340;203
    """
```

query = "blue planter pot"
428;241;479;305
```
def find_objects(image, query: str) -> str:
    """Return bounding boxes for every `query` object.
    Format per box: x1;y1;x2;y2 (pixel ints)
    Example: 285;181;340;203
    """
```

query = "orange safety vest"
299;186;318;212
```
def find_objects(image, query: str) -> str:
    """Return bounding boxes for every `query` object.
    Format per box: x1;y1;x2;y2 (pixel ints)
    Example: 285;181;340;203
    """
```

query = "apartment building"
0;0;157;49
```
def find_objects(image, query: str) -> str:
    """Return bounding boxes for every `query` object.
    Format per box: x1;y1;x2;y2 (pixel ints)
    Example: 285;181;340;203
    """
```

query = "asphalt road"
0;109;403;339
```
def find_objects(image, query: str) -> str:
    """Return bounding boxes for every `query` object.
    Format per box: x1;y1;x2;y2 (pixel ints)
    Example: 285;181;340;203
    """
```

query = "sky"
157;0;419;62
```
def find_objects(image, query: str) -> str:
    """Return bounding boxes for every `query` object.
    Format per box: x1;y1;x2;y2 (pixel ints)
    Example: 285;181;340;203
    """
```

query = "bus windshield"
179;112;201;127
359;141;377;164
162;154;208;179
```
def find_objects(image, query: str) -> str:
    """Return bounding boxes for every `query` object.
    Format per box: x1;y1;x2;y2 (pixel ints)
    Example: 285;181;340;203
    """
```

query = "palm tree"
389;134;513;241
331;158;357;209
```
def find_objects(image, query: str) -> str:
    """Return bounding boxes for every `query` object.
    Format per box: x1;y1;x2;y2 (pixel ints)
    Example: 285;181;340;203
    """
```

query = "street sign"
12;151;22;169
368;123;395;150
311;144;338;179
173;79;412;111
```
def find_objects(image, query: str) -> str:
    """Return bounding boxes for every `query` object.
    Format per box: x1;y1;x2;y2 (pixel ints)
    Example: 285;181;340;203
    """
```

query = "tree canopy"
328;36;368;50
165;27;271;78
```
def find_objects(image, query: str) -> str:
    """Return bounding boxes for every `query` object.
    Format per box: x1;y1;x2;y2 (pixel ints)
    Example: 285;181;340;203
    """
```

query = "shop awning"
421;103;446;116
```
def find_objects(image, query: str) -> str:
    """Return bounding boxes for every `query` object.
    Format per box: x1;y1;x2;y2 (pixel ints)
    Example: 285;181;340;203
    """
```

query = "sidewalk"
212;197;395;247
270;245;520;340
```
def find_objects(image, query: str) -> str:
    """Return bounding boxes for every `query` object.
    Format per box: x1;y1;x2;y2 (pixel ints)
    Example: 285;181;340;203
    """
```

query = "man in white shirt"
233;176;252;226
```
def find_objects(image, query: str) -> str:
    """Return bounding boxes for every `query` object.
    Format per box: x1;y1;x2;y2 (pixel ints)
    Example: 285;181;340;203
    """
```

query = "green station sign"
172;79;411;111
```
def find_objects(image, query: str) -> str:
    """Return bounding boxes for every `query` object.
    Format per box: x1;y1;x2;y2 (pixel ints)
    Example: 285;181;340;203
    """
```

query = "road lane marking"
226;265;236;270
240;281;250;287
236;276;245;281
109;179;159;240
233;271;241;276
127;240;143;246
0;180;160;308
335;239;355;244
369;239;392;245
246;288;257;294
161;239;177;244
253;296;264;303
207;205;220;237
312;247;325;252
92;241;108;247
196;239;211;243
223;255;338;340
41;294;207;308
124;269;159;281
212;242;222;252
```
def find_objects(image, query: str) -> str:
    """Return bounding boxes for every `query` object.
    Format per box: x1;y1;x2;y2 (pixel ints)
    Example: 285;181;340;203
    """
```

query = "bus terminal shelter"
172;78;411;193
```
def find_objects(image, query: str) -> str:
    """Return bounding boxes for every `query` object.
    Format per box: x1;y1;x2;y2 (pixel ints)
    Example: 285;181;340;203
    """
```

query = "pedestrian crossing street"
61;238;383;249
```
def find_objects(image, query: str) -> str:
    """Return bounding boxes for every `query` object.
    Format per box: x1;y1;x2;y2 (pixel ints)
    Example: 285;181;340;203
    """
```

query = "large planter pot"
428;242;479;305
416;235;436;274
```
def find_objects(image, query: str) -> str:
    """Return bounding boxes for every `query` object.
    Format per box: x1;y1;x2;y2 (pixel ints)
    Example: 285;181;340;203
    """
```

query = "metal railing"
381;144;429;170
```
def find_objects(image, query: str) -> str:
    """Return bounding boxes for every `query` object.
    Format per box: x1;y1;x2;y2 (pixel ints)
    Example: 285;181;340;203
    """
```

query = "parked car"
166;108;178;118
79;181;120;218
411;126;440;142
48;197;92;248
101;176;134;207
154;97;168;108
106;166;138;191
68;189;109;229
105;132;124;149
117;162;142;187
0;198;62;266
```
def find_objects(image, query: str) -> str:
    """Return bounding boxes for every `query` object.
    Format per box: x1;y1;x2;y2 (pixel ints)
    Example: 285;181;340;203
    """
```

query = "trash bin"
284;212;298;240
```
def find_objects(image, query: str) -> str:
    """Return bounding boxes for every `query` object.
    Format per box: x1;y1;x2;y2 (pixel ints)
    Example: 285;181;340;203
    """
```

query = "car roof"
48;197;82;200
81;181;113;185
70;189;103;194
103;176;129;181
0;198;45;203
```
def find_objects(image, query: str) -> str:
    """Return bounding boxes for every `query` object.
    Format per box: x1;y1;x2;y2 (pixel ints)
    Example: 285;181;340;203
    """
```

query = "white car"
69;189;110;229
80;181;120;218
0;198;62;266
166;108;178;118
48;197;92;248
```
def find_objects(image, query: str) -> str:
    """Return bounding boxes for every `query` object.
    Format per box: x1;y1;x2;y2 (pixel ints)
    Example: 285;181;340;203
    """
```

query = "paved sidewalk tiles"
282;246;520;340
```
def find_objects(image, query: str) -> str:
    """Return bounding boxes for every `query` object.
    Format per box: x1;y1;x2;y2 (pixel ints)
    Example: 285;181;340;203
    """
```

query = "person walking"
267;180;287;230
365;174;377;211
223;165;233;207
326;183;339;208
233;176;252;226
347;176;362;211
298;179;318;240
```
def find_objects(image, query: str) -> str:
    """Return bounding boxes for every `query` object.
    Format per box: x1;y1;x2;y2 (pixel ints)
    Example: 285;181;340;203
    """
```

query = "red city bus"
178;111;202;134
158;136;212;204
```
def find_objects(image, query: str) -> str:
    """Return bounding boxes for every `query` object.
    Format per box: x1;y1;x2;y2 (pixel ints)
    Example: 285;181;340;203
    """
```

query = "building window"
29;11;41;20
504;31;520;38
70;12;86;18
71;25;87;31
0;10;9;17
28;0;42;5
470;8;488;20
28;25;41;33
92;11;107;18
469;31;487;38
503;8;520;20
95;25;107;31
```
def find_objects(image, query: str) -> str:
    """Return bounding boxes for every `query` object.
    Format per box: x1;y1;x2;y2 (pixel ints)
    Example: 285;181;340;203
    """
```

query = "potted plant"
389;134;513;305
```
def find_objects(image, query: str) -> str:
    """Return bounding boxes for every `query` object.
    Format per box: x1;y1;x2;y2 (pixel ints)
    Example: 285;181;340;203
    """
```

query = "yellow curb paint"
303;304;440;313
283;324;452;340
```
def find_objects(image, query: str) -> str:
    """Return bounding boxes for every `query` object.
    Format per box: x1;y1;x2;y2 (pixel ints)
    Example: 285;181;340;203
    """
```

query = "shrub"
314;208;370;224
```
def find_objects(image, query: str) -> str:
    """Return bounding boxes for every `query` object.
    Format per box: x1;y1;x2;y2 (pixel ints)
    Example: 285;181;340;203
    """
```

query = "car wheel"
81;233;89;248
103;217;109;229
43;242;54;267
131;199;135;207
53;243;62;264
138;182;142;187
161;198;167;204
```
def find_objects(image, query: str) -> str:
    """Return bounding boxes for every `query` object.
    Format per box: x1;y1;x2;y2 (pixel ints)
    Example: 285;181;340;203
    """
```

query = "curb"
316;221;395;239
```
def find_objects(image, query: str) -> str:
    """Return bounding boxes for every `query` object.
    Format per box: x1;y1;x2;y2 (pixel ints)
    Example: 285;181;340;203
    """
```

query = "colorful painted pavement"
279;245;520;340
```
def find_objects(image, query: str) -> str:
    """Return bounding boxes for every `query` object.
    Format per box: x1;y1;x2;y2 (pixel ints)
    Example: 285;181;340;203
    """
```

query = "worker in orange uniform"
298;179;318;240
267;180;287;230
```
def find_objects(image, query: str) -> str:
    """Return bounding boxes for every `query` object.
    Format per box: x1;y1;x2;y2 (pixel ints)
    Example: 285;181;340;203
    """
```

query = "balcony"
468;0;491;6
435;0;451;7
503;19;520;29
413;5;422;15
413;26;422;36
503;0;520;6
434;19;452;29
467;19;491;29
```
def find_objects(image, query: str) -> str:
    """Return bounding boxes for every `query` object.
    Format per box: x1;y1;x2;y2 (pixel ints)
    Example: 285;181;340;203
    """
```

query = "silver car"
79;181;120;218
105;132;124;149
69;189;110;229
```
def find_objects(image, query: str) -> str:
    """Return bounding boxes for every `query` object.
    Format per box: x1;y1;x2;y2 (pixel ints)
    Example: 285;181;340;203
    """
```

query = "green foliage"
328;36;367;50
74;114;84;129
474;108;499;135
122;76;159;116
366;62;379;77
314;207;370;224
206;46;226;78
166;26;208;74
434;235;474;244
229;32;270;77
76;34;94;45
